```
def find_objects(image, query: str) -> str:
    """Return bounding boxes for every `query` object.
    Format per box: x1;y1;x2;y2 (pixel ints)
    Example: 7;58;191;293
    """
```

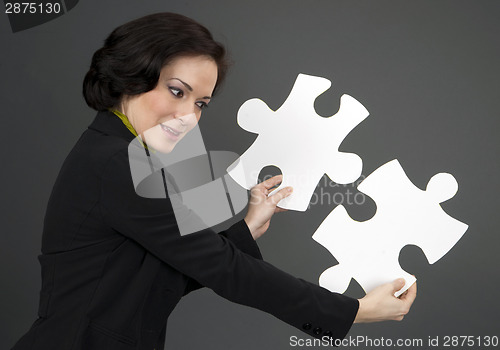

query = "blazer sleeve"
184;219;263;295
100;149;359;341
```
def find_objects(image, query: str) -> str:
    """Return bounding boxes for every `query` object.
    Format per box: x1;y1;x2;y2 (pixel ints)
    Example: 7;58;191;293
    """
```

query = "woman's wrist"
353;298;368;324
244;217;259;240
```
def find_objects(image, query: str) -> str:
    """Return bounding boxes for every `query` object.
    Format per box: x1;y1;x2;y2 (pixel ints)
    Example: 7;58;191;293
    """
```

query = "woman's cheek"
146;91;171;117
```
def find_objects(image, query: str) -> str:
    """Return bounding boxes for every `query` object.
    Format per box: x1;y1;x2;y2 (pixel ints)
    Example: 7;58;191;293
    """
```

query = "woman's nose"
173;111;198;127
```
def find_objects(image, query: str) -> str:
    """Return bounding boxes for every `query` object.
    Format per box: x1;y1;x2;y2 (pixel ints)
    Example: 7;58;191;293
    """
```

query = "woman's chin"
148;142;176;154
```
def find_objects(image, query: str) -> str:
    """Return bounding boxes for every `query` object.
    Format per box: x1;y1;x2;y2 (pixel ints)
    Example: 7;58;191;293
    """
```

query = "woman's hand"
244;175;293;240
354;278;417;323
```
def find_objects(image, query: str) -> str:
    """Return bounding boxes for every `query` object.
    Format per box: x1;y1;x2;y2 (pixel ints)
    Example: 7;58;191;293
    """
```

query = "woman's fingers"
269;186;293;205
259;175;283;192
245;176;292;239
252;175;293;207
400;281;417;304
392;278;406;294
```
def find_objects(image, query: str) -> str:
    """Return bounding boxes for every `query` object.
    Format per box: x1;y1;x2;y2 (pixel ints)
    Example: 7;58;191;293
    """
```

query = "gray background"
1;1;499;349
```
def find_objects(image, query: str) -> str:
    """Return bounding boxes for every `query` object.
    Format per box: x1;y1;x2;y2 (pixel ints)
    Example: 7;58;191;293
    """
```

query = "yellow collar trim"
110;109;155;153
110;109;138;137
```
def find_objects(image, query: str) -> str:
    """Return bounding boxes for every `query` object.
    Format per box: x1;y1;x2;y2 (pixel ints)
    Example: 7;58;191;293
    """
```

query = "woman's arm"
100;149;359;341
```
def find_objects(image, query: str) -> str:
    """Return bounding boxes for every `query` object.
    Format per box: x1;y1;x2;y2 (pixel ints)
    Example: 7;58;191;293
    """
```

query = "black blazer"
11;111;359;350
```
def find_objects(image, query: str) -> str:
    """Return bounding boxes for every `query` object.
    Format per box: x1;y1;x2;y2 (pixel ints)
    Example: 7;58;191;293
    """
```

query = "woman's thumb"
392;278;405;292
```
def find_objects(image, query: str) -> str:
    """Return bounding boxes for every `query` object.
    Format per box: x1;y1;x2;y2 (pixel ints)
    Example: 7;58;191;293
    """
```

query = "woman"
11;12;416;350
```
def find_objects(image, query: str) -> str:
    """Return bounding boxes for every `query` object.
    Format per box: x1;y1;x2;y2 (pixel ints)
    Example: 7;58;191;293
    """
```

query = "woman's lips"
160;124;181;140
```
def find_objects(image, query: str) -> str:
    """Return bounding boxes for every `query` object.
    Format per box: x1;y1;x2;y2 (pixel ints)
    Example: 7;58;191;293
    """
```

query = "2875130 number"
443;335;499;347
5;2;61;14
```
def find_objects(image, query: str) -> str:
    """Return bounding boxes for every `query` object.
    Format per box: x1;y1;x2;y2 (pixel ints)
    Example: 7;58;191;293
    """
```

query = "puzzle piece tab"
227;73;369;211
312;159;468;296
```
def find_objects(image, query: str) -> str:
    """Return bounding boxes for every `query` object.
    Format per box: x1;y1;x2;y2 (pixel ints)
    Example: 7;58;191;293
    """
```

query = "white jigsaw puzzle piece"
227;73;369;211
312;159;468;297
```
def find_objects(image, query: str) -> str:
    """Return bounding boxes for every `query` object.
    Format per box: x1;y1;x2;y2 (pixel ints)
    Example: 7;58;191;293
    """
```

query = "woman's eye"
196;101;208;110
169;87;184;97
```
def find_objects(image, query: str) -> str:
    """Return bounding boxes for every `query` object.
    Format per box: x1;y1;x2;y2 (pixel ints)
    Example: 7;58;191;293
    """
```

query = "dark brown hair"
83;12;229;111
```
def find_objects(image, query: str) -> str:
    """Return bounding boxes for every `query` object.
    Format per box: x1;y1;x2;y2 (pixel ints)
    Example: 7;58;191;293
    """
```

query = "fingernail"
288;187;293;192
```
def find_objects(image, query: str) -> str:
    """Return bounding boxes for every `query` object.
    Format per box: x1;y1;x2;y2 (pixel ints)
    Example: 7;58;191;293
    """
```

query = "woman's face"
120;55;218;153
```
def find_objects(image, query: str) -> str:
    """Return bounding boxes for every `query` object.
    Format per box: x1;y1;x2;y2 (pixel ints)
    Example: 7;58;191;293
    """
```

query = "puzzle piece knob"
237;99;272;133
426;172;459;203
